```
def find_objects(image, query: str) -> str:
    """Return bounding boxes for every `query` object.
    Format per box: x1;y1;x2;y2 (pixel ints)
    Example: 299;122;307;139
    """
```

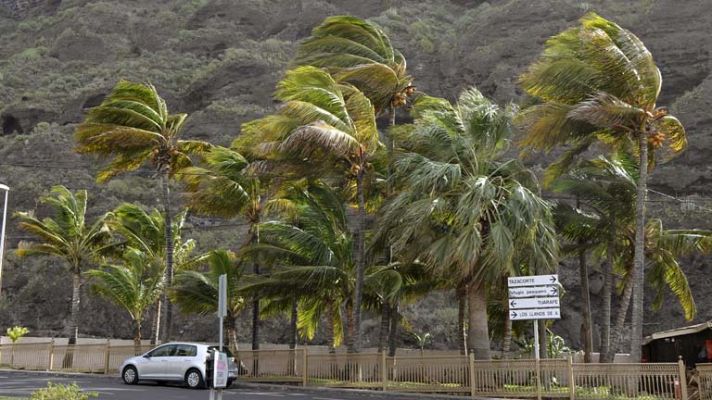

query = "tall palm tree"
86;248;163;351
14;185;112;366
379;88;558;360
293;15;414;121
553;156;711;361
178;145;265;351
170;250;247;356
236;66;380;352
75;80;211;342
105;203;198;344
241;181;354;352
519;12;687;360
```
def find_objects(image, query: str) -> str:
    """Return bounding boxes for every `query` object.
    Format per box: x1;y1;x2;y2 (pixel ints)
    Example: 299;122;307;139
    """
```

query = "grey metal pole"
0;185;9;297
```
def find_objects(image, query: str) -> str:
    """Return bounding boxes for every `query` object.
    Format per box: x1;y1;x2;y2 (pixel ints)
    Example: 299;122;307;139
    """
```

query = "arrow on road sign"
507;274;559;287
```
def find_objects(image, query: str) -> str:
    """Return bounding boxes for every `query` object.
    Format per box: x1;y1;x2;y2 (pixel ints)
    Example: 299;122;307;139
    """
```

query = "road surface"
0;371;463;400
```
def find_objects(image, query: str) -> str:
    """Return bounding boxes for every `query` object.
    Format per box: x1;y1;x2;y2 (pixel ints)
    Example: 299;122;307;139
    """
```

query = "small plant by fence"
0;341;697;399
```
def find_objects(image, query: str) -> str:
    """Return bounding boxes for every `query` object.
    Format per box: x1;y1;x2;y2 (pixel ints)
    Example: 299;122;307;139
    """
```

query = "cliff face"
0;0;711;350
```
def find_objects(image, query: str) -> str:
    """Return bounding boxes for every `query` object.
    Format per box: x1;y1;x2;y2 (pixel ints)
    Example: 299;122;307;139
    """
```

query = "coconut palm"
236;66;380;352
75;80;211;342
86;248;164;350
364;261;439;356
105;203;199;344
293;15;413;121
170;250;247;355
241;181;354;352
379;88;558;360
553;156;712;361
519;12;687;360
178;145;265;351
14;185;112;366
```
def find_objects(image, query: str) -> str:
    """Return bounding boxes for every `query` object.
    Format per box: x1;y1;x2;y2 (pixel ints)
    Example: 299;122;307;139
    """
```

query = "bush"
29;383;98;400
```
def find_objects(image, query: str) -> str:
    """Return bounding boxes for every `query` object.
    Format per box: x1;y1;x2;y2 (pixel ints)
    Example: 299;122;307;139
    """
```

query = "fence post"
381;351;387;392
302;347;308;387
47;340;55;371
103;339;111;375
567;354;575;400
678;356;688;400
469;353;476;399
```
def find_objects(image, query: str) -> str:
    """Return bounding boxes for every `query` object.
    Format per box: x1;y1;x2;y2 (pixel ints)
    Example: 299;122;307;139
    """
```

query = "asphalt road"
0;371;463;400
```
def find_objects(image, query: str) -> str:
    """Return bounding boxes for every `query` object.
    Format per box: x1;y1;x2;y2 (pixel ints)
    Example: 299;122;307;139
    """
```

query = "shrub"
29;383;98;400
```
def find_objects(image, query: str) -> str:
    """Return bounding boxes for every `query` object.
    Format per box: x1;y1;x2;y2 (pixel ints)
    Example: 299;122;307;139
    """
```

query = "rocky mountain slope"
0;0;711;352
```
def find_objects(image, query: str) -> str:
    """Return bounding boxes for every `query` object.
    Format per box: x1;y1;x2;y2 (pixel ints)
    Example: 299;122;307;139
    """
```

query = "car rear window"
175;344;197;357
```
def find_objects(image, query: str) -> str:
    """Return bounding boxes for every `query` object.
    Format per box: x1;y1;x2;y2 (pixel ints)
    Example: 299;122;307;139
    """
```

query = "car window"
148;345;176;357
174;344;197;357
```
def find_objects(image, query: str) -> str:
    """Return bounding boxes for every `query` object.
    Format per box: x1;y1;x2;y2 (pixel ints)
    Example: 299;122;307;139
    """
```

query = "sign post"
507;274;562;400
210;274;228;400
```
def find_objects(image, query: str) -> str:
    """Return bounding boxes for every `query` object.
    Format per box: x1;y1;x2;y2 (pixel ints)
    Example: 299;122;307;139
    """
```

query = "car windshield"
207;346;233;357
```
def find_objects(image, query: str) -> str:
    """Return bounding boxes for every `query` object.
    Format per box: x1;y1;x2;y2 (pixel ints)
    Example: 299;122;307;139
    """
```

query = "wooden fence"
0;341;152;374
0;341;690;399
698;364;712;400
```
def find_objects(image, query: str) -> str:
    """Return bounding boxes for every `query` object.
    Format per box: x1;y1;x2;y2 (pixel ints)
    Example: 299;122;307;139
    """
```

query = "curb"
236;382;485;400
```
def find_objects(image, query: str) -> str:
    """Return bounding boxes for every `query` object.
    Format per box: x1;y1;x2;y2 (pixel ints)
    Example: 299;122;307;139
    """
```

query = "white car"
120;342;238;389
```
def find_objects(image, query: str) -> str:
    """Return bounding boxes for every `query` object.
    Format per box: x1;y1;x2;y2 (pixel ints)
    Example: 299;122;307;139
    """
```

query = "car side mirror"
143;354;151;358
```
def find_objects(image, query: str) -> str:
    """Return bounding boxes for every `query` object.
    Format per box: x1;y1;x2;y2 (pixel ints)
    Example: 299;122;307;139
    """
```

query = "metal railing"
0;342;691;399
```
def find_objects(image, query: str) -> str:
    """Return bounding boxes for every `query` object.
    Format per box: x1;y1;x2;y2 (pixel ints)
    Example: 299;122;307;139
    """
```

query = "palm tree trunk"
160;173;174;343
502;300;512;358
326;300;336;353
457;285;467;355
378;301;390;353
629;131;649;362
289;299;298;350
599;224;615;363
225;311;239;355
467;282;491;360
62;269;81;368
345;300;356;351
607;268;634;362
349;169;367;353
151;298;161;345
133;319;142;354
579;248;593;362
251;263;260;351
288;299;298;375
388;302;399;357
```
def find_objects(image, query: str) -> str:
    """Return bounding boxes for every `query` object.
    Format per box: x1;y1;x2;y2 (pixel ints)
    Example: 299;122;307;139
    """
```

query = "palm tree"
105;203;199;344
236;66;380;352
178;145;265;351
293;15;414;122
86;248;163;350
170;250;247;356
364;261;438;356
241;181;354;352
14;185;112;366
519;12;687;360
553;156;711;361
379;88;558;360
75;80;211;342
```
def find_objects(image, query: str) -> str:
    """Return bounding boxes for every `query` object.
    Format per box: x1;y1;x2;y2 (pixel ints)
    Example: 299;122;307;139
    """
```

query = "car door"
166;344;199;380
139;344;176;379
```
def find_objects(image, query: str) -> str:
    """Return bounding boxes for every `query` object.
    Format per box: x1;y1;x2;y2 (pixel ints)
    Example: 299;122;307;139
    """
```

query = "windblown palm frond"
293;15;412;114
87;248;163;327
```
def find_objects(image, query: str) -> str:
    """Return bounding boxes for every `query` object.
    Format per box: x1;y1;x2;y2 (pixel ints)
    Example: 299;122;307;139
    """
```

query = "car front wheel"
122;366;139;385
185;368;205;389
